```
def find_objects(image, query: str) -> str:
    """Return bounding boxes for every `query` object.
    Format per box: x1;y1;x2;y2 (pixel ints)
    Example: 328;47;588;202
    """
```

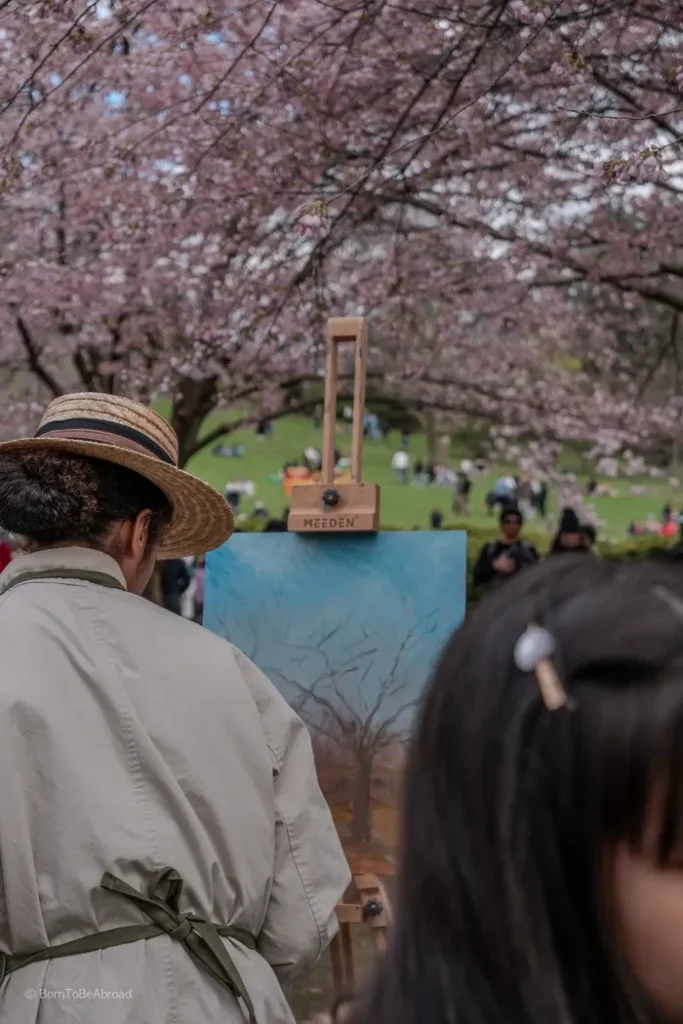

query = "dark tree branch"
14;313;64;398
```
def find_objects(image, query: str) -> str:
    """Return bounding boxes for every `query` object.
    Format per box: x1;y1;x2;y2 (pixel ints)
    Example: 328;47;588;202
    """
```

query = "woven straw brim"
0;436;233;559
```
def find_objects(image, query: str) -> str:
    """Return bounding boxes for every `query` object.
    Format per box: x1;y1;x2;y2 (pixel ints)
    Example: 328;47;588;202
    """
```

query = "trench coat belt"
0;868;258;1024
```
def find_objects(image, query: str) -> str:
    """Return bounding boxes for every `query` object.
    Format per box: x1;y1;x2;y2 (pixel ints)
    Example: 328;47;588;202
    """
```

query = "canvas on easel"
205;529;466;873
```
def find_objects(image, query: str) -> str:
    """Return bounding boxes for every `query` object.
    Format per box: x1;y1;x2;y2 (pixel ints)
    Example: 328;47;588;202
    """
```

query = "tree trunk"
424;409;438;465
672;312;682;474
438;431;452;467
170;375;219;468
351;754;374;844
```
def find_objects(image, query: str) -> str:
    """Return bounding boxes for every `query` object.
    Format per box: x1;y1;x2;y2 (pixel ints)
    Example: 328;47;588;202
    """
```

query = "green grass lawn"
183;412;683;540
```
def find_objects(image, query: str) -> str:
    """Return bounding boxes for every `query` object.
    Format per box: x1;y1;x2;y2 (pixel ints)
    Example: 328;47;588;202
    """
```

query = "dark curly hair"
0;450;172;549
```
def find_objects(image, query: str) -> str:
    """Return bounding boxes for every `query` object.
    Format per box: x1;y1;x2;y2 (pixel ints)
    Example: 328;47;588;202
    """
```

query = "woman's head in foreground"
358;557;683;1024
0;449;172;593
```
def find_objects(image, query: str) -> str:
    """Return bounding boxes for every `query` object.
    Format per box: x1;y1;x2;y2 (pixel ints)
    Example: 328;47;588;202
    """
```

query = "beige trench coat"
0;547;350;1023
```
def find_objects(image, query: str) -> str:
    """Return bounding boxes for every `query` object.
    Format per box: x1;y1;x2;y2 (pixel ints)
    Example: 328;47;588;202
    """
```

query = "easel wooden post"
289;316;391;995
288;317;380;533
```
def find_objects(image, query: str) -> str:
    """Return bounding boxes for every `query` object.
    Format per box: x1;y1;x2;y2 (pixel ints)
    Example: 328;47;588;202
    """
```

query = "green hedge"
234;518;676;604
238;517;673;557
445;523;674;604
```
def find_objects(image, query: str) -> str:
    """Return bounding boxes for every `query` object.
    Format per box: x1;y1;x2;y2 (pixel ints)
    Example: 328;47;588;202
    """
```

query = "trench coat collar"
0;546;128;595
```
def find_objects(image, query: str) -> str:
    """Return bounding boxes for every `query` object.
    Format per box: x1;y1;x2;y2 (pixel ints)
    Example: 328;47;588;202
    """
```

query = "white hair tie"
514;624;570;711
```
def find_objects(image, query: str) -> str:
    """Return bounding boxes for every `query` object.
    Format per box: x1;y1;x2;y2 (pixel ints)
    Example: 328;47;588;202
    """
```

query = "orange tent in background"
283;467;353;497
282;466;311;497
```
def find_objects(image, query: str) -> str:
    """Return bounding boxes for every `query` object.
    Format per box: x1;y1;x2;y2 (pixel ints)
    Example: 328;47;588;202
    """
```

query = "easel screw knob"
362;898;383;921
322;488;341;508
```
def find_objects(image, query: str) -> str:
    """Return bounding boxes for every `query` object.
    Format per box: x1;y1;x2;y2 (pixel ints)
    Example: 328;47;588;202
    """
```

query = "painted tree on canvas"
217;597;438;846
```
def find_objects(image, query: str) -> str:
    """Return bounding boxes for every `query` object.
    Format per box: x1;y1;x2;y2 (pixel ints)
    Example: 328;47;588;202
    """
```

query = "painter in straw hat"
0;392;350;1023
0;392;233;560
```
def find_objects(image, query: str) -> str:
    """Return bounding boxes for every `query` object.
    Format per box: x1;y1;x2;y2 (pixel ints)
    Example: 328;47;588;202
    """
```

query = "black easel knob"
363;898;383;920
322;488;341;508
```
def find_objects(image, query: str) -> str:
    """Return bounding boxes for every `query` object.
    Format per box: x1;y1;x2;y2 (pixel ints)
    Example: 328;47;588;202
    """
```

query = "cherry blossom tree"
0;0;681;466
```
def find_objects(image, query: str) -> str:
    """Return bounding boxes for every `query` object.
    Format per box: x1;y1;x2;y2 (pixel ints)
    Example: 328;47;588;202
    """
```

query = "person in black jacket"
160;557;191;615
550;507;592;555
472;504;538;590
430;509;444;530
263;518;287;532
582;523;597;551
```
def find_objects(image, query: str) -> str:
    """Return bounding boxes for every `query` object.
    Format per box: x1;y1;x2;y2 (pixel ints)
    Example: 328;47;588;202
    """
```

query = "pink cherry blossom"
510;1;546;26
0;0;679;474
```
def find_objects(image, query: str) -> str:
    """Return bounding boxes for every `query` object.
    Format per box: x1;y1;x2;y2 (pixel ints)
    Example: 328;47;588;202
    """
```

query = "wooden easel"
330;873;392;996
289;316;391;994
288;317;380;533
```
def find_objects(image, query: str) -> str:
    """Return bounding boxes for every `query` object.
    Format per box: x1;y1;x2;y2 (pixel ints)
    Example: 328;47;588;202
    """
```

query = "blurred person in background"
661;508;678;538
193;554;206;623
451;469;471;516
160;556;191;614
0;530;13;573
391;449;410;484
263;518;288;533
582;523;597;551
472;504;538;590
429;509;444;530
549;507;592;555
531;478;548;518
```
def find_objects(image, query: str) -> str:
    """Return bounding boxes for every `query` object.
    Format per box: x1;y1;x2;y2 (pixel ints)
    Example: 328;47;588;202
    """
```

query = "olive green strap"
1;868;258;1024
1;568;126;593
2;923;168;974
101;869;258;1023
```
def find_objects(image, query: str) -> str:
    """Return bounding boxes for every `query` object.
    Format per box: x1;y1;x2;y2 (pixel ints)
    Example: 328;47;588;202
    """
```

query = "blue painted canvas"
205;531;466;872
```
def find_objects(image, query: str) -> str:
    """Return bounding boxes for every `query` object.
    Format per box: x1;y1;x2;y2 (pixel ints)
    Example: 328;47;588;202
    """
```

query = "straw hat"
0;393;233;558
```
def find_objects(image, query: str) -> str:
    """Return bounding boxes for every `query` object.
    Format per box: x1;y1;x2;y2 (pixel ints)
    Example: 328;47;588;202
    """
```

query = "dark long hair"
355;557;683;1024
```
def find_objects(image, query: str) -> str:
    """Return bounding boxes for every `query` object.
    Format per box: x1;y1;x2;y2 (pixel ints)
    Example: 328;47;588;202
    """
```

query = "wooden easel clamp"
330;874;392;998
289;316;380;533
